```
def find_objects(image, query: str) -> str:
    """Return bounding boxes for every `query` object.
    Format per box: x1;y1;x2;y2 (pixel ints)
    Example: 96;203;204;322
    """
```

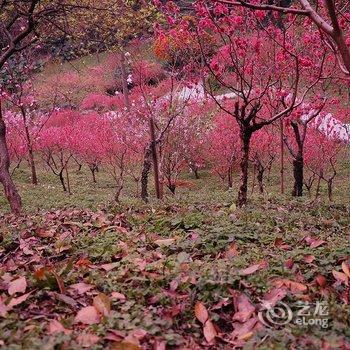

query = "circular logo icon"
258;302;293;327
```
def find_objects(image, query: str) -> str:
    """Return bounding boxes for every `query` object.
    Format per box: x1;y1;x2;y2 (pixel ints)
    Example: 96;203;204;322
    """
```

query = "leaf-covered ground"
0;197;349;350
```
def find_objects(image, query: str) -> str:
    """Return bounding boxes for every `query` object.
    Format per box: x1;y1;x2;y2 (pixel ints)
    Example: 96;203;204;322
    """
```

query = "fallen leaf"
341;261;350;278
130;329;147;340
7;292;32;309
203;320;217;343
8;277;27;296
194;302;209;324
105;329;125;342
110;341;142;350
273;279;307;293
332;270;349;286
111;292;126;302
100;262;119;272
70;282;94;295
74;306;100;325
284;258;294;269
77;333;100;348
231;317;258;340
154;238;176;247
232;293;255;322
315;275;327;287
274;238;291;250
93;293;111;317
261;287;287;309
48;320;72;335
239;260;268;276
304;236;325;248
303;255;315;264
54;293;77;307
36;228;55;238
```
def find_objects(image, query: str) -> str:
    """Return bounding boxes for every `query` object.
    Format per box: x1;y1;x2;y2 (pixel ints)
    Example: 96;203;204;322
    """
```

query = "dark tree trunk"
65;165;71;195
292;155;303;197
90;165;97;183
140;146;152;202
189;162;200;179
149;117;161;200
115;184;123;202
327;180;333;202
237;129;252;207
59;171;67;192
257;164;264;194
0;102;22;214
28;149;38;185
168;183;176;194
227;166;233;188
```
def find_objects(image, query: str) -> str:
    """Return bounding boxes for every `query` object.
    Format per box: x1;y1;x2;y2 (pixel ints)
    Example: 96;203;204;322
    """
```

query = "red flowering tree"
304;128;343;201
157;2;328;206
37;110;80;193
250;128;278;194
212;0;350;76
208;110;240;188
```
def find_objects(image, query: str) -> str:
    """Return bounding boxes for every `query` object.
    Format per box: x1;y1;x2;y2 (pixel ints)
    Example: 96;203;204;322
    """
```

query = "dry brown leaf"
70;282;94;295
154;238;176;247
303;255;315;264
194;302;209;324
76;333;100;348
232;293;255;323
48;320;72;335
332;270;349;286
110;341;142;350
93;293;111;317
341;262;350;278
274;279;307;293
111;292;126;302
74;306;100;325
7;292;32;309
261;287;287;309
100;262;119;272
315;274;327;287
203;320;217;343
8;277;27;296
239;260;268;276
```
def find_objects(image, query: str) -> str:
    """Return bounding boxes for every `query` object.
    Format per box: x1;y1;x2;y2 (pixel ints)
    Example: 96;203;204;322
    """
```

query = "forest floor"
0;164;350;349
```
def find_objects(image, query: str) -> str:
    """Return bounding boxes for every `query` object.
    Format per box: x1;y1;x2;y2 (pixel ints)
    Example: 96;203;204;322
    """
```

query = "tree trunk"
227;165;233;188
189;163;200;179
59;170;67;192
327;180;333;202
237;129;252;207
280;119;284;194
149;117;161;200
292;155;303;197
90;164;97;183
140;146;152;202
65;165;71;195
0;102;22;214
168;182;176;194
257;164;264;194
28;148;38;185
